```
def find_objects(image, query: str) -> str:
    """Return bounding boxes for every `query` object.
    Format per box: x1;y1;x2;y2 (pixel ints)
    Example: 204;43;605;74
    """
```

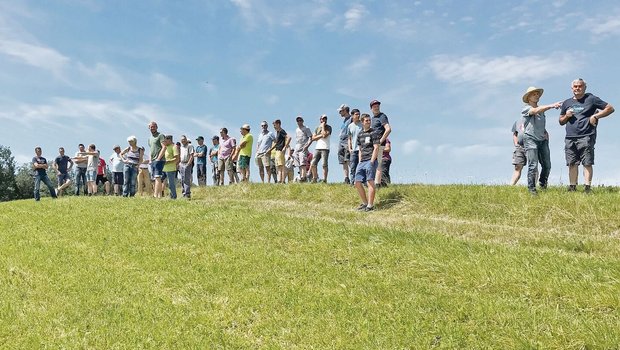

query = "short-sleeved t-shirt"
162;145;178;172
347;122;362;151
110;152;124;172
521;106;546;142
219;137;236;159
97;158;106;175
314;124;332;150
239;133;253;157
32;156;48;176
357;127;380;162
274;129;288;151
195;144;207;165
210;144;219;163
511;119;525;146
54;155;72;174
371;112;389;146
560;93;608;138
339;116;352;146
87;154;99;172
295;126;312;151
180;144;194;163
148;133;165;161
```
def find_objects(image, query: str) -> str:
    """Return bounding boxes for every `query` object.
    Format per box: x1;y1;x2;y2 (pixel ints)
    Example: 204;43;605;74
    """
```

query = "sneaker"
344;177;350;184
529;189;538;196
356;203;367;211
539;183;547;190
584;185;592;194
364;205;375;212
567;185;577;192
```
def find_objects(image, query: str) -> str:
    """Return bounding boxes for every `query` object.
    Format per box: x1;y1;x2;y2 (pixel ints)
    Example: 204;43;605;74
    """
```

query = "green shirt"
148;133;165;161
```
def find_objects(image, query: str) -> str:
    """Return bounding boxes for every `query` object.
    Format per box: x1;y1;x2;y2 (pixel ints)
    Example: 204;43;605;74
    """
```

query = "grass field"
1;184;619;349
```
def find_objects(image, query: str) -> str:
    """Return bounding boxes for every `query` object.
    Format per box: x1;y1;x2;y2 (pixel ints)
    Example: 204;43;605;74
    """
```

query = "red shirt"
97;158;107;175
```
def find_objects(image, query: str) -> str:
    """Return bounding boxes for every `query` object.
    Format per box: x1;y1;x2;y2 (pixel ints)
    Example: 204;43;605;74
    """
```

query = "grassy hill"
1;184;619;349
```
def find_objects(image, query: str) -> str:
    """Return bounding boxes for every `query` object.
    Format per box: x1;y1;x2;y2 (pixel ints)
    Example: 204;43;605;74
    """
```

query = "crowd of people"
510;78;614;195
31;99;393;211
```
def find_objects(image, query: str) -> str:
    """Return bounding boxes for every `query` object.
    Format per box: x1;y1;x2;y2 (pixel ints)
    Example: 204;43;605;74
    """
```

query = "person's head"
212;135;219;145
220;128;228;138
273;119;282;130
58;147;65;155
320;114;327;123
113;145;121;153
78;143;85;151
572;78;587;99
296;116;304;126
361;113;371;129
337;104;350;117
164;135;173;145
180;135;188;145
522;87;544;105
196;136;204;145
34;146;42;156
370;99;381;115
88;144;96;151
351;109;361;122
148;121;158;134
127;135;137;145
240;124;251;135
260;120;269;131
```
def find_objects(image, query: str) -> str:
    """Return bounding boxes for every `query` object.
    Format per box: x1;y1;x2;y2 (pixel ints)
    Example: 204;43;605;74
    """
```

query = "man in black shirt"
354;114;380;212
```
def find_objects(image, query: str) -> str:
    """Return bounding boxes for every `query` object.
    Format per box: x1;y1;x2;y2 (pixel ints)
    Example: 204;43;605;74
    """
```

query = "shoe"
344;177;350;184
584;185;592;194
567;185;577;192
364;206;375;212
529;189;538;196
539;183;547;190
356;203;367;211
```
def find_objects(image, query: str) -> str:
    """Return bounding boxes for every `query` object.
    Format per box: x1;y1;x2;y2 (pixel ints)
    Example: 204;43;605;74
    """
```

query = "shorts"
151;160;165;178
565;135;596;166
96;174;108;185
57;173;70;186
355;160;378;183
512;144;526;166
255;153;271;168
86;170;97;182
218;157;234;171
338;145;350;164
113;172;124;185
293;148;309;166
274;150;286;167
311;149;329;168
238;155;251;169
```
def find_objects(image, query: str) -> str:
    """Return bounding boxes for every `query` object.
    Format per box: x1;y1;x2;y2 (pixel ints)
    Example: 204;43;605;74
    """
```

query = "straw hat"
522;86;544;103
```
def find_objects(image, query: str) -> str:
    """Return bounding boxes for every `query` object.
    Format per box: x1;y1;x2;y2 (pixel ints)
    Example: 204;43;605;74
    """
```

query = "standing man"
217;128;237;185
32;147;58;201
96;150;111;195
369;100;391;186
255;121;275;183
179;135;194;198
559;78;614;193
110;145;124;196
510;118;527;186
53;147;73;196
269;119;291;183
347;109;362;185
233;124;253;182
73;144;88;196
521;86;559;195
194;136;208;186
310;114;332;183
354;114;380;212
209;136;220;185
337;104;352;184
293;116;313;181
148;121;166;198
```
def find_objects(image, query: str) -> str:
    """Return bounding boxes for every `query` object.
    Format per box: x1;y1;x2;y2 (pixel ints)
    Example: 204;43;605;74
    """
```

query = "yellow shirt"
239;133;253;157
162;145;178;172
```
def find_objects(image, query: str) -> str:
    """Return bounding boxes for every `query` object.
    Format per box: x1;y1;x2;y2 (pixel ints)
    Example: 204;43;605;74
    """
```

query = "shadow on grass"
377;189;404;210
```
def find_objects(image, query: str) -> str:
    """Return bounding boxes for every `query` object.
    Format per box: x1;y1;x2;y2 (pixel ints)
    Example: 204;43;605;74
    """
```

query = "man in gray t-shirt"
521;86;561;195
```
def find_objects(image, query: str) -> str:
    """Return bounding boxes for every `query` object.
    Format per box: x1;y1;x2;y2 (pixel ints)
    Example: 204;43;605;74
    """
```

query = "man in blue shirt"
194;136;208;186
559;78;614;193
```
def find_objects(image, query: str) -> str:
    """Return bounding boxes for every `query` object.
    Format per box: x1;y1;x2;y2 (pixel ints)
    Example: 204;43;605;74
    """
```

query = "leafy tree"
0;145;19;201
14;163;35;200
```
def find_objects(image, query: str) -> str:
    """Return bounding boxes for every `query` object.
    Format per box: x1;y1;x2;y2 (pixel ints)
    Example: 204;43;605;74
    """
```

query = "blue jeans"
74;167;87;195
524;138;551;191
165;171;177;199
123;164;138;197
196;162;207;186
349;150;359;182
34;173;57;201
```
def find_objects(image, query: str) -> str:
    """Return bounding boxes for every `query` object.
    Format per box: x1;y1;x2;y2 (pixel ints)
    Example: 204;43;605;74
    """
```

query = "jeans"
74;167;87;195
165;171;177;199
179;163;192;197
349;150;359;183
524;138;551;191
34;173;57;201
123;164;138;197
196;162;207;186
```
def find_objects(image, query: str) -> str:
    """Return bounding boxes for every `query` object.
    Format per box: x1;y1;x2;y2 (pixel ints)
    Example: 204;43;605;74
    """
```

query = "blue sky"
1;0;619;185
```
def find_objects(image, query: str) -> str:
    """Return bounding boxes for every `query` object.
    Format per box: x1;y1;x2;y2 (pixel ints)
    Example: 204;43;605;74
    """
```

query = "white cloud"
402;139;420;155
345;56;373;74
344;4;367;31
581;15;620;36
0;39;69;75
429;53;581;85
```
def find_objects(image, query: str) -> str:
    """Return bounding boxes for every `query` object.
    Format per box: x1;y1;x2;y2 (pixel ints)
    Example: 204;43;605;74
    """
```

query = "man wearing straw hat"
521;86;561;195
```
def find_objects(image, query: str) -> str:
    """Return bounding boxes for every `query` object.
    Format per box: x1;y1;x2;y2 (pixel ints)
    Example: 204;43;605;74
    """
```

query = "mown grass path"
1;184;619;349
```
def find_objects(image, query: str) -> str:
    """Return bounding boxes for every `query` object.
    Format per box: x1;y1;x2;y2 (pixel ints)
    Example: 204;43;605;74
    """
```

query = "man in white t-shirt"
310;114;332;183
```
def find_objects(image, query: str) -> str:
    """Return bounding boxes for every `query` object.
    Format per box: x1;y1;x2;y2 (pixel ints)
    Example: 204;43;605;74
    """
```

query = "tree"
14;163;35;200
0;145;19;201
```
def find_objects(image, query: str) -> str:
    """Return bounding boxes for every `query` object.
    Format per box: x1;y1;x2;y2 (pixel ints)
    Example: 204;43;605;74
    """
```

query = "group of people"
511;78;614;195
32;99;393;211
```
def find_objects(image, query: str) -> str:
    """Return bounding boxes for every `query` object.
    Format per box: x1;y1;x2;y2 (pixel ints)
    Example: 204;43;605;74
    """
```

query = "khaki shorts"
274;150;286;167
255;153;271;168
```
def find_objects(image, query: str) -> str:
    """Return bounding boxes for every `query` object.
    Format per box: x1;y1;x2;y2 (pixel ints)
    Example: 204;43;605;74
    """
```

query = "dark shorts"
151;160;165;178
565;135;596;166
338;145;350;164
238;155;251;169
96;174;108;185
355;159;378;183
311;149;329;168
113;172;124;185
57;173;70;186
512;145;526;166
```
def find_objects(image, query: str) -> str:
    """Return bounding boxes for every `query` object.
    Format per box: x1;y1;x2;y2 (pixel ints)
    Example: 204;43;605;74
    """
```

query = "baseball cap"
212;135;219;140
241;123;251;130
296;115;304;122
337;104;348;112
370;99;381;107
196;136;204;141
113;145;120;150
320;114;328;120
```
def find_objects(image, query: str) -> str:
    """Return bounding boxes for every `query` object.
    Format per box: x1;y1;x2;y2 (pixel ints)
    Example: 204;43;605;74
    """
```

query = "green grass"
1;184;619;349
